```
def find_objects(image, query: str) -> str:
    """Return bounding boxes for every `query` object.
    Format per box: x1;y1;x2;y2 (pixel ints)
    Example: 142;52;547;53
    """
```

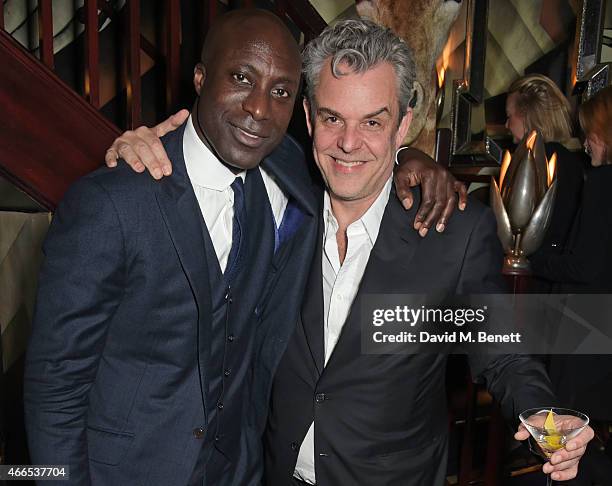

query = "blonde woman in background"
506;74;575;145
505;74;586;270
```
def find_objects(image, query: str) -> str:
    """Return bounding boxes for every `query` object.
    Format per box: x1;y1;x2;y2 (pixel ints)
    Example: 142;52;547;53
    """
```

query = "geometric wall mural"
0;212;50;372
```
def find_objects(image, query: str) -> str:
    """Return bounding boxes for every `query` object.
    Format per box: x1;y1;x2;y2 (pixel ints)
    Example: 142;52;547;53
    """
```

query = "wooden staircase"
0;29;119;210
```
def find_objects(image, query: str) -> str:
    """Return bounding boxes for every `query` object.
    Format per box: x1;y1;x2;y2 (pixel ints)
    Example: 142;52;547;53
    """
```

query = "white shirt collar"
323;177;392;245
183;115;245;190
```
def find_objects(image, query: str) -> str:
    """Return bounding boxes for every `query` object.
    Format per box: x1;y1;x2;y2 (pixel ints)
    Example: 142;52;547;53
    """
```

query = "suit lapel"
260;134;318;222
300;214;326;375
154;124;213;420
261;136;322;360
367;188;421;279
263;171;317;276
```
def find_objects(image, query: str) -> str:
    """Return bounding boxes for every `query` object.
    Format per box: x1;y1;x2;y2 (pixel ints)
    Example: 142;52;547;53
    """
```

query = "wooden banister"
37;0;54;69
140;35;161;64
276;0;326;42
166;0;181;112
84;0;100;107
0;30;119;210
127;0;142;128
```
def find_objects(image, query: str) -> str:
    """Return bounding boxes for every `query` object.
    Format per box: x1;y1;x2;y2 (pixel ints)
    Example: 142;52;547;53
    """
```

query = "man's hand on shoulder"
104;109;189;179
394;147;467;237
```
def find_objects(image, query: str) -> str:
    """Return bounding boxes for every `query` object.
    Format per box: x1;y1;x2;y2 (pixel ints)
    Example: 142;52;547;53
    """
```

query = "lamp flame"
547;152;557;186
499;149;511;187
436;37;453;89
526;130;537;151
437;66;445;89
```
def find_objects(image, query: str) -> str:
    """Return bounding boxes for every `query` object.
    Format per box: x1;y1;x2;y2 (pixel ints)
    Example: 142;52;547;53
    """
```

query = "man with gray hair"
263;19;591;485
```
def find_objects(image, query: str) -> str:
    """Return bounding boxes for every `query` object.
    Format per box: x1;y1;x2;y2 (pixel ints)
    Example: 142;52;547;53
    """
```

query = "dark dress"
531;163;612;294
531;164;612;485
541;143;586;250
531;164;612;417
528;143;585;292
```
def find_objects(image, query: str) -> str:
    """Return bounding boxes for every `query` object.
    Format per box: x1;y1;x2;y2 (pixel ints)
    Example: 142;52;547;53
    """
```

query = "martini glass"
519;407;589;486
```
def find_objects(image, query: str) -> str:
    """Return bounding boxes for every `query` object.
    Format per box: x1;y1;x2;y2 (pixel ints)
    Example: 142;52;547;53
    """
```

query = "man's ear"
395;108;413;148
194;63;206;95
303;98;314;137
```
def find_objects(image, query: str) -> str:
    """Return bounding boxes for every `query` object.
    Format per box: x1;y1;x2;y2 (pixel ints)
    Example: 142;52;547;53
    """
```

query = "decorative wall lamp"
490;131;558;275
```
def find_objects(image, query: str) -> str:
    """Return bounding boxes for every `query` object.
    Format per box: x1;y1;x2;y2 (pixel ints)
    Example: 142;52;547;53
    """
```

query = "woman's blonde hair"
579;86;612;164
508;74;573;143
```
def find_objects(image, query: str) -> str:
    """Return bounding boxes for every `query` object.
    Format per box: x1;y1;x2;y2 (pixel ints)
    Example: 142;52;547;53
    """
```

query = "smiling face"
304;60;411;212
505;92;527;143
193;13;301;171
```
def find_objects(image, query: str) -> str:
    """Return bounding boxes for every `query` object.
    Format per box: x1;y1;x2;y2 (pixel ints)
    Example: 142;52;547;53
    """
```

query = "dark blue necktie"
225;177;246;283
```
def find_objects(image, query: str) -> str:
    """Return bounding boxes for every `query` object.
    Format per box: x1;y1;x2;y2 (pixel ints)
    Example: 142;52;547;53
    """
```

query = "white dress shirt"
293;177;392;484
182;116;287;270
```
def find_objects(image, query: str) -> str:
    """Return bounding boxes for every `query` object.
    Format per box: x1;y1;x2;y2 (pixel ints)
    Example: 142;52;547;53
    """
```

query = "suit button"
224;368;231;377
193;427;205;439
291;442;298;451
215;435;220;442
217;402;224;410
228;334;235;342
315;393;326;403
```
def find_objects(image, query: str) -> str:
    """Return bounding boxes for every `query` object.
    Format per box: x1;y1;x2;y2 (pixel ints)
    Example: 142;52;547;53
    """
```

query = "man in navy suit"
25;8;465;486
24;9;318;486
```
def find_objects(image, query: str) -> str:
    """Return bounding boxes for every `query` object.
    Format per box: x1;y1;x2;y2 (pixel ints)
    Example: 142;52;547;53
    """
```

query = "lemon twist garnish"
543;410;563;450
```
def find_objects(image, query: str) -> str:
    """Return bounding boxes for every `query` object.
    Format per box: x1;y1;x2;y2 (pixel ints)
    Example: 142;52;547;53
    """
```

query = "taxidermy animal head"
356;0;462;154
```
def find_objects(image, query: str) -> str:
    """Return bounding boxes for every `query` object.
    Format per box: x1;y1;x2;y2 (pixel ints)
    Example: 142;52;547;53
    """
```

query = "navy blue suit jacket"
24;125;318;485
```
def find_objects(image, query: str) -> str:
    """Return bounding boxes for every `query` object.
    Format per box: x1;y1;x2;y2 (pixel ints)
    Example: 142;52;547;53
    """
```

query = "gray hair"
302;18;416;120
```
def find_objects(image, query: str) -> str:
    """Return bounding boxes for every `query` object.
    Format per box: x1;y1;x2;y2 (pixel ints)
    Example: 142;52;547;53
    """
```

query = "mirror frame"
449;0;503;167
572;0;610;98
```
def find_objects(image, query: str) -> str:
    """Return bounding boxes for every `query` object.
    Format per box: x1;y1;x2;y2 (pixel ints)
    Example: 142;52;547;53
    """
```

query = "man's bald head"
200;9;300;66
191;9;303;171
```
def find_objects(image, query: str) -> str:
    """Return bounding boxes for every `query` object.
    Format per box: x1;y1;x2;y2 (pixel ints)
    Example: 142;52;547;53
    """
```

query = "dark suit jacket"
265;189;556;485
24;125;318;486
